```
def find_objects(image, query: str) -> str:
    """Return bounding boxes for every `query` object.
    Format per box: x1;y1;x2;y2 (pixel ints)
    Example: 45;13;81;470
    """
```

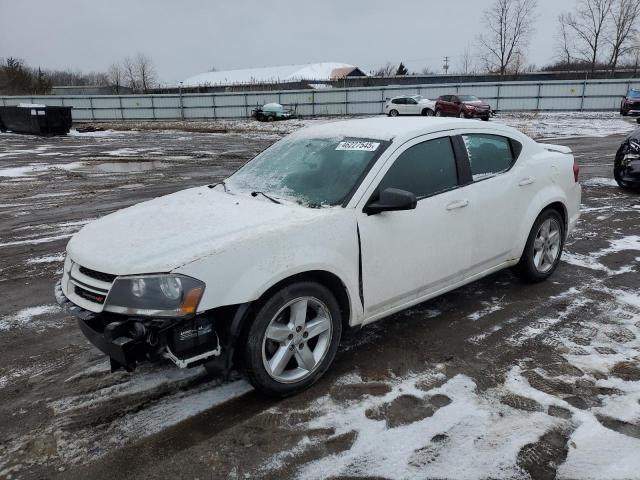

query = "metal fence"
2;78;640;122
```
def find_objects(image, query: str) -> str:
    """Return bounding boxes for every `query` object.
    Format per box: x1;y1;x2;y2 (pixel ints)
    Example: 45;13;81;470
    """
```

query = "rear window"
462;134;515;181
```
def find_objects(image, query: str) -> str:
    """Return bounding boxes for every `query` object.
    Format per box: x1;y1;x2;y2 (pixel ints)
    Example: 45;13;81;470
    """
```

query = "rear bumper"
618;163;640;185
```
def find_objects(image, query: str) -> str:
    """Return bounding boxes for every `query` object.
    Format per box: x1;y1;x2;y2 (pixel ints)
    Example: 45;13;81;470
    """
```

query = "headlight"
104;274;205;317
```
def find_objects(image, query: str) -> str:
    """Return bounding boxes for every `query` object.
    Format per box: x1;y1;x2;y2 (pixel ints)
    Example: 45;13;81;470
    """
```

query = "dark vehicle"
0;104;73;135
614;129;640;189
620;89;640;116
251;102;293;122
435;95;491;121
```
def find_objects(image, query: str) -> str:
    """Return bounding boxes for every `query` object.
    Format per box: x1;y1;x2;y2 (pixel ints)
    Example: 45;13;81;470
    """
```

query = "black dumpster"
0;104;73;135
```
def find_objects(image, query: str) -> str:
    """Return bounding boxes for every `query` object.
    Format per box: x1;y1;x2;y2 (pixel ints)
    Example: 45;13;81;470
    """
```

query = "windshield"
412;95;424;101
227;136;388;207
629;90;640;98
459;95;480;102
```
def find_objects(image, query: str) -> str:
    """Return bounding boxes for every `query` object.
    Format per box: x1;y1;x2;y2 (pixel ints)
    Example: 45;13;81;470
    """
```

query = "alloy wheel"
261;297;332;383
532;218;561;273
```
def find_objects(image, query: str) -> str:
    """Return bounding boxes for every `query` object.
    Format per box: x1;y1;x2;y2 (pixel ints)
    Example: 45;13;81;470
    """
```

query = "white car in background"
56;118;581;397
385;95;436;117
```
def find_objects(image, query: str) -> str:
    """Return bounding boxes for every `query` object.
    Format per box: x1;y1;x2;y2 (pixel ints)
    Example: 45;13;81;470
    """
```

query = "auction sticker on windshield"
336;141;380;151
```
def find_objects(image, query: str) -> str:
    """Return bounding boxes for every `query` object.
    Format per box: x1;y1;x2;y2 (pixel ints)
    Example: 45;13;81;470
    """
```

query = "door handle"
518;177;535;186
446;199;469;210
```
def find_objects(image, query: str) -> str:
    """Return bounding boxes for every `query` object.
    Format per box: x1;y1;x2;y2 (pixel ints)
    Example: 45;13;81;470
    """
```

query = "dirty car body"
57;117;581;396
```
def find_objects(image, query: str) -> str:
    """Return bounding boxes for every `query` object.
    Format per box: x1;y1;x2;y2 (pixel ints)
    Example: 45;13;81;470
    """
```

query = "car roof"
291;117;523;143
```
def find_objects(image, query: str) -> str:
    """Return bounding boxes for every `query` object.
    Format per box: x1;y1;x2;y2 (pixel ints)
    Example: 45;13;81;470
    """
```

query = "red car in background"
435;95;491;121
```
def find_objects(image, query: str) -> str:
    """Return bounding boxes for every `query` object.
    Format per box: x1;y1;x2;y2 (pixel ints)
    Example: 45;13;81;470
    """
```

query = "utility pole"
443;57;450;75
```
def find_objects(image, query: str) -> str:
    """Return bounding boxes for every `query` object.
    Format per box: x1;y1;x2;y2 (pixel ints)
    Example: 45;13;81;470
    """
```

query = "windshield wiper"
251;191;281;204
208;180;228;192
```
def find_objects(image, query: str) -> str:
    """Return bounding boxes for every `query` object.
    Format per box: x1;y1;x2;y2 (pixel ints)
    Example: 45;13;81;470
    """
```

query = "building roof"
182;62;361;87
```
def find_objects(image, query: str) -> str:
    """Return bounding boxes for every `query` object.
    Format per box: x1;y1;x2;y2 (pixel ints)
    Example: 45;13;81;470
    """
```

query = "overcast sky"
1;0;567;85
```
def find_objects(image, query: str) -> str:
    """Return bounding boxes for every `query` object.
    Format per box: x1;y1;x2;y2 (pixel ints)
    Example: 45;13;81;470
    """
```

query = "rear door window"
392;98;406;105
462;134;515;181
378;137;458;198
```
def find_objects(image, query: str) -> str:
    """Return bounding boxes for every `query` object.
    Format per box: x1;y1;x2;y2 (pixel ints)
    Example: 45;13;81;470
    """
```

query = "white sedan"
56;118;581;396
385;95;436;117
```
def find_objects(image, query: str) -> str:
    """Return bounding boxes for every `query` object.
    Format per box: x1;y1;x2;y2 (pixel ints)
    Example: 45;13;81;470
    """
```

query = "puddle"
85;160;167;173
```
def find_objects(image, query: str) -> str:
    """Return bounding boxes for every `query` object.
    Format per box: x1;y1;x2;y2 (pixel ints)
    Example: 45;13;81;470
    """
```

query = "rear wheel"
243;281;342;397
512;209;565;283
435;109;443;117
389;109;399;117
422;108;434;117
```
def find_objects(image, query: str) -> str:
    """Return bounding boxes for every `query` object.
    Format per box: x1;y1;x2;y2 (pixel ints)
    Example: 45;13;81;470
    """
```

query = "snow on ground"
562;234;640;276
581;177;620;187
262;286;640;480
26;253;64;265
0;304;61;331
495;112;636;139
0;161;84;178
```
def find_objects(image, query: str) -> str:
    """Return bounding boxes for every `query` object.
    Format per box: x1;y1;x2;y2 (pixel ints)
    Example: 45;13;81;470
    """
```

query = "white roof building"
182;62;365;87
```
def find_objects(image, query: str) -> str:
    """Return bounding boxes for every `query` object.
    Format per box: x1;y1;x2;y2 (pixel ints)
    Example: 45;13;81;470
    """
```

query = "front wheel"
243;281;342;397
512;209;565;283
458;111;466;119
435;109;443;117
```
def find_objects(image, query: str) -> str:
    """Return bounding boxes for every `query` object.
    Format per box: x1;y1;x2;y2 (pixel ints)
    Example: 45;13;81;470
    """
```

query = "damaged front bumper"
55;281;224;373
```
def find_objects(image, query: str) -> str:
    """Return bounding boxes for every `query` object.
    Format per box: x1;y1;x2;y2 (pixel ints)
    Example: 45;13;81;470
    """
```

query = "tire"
512;209;565;283
435;109;443;117
422;108;434;117
389;109;399;117
481;116;490;122
458;111;466;119
614;169;634;189
243;281;342;397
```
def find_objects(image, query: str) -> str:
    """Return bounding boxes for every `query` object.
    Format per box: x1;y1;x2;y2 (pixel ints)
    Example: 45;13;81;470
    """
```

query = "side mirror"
364;188;417;215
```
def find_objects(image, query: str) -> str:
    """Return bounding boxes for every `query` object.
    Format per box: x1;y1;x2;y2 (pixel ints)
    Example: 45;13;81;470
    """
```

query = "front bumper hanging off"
55;281;225;373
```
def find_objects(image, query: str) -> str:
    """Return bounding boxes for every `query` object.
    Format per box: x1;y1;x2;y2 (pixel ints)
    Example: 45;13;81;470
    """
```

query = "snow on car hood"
66;186;325;275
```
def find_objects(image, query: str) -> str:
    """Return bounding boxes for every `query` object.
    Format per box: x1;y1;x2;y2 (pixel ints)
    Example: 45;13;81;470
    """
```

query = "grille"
74;285;107;304
79;266;117;283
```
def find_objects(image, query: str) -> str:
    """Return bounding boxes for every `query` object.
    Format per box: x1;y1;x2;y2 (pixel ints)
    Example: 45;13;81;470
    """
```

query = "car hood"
66;186;326;275
418;99;434;104
464;100;489;107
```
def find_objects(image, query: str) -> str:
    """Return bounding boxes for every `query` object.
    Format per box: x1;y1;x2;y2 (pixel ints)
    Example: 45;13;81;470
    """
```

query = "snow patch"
0;305;60;330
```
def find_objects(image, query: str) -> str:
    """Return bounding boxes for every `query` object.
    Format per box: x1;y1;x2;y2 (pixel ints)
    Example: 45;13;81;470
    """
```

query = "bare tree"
607;0;640;75
134;53;157;93
477;0;538;76
458;43;476;74
372;62;395;77
107;62;123;94
122;56;139;92
556;15;574;66
560;0;614;73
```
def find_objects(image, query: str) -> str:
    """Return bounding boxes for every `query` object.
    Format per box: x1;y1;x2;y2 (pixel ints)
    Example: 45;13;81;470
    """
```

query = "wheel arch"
254;270;352;331
544;201;568;231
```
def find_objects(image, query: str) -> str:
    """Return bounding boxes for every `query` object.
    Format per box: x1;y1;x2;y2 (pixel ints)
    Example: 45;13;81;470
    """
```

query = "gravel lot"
1;114;640;480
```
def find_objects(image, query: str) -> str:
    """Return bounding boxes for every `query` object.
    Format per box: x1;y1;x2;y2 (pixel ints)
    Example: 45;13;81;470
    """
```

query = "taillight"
573;158;580;182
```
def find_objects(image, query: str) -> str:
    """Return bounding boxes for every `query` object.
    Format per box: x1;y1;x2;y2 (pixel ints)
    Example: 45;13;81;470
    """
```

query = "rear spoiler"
539;143;572;154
